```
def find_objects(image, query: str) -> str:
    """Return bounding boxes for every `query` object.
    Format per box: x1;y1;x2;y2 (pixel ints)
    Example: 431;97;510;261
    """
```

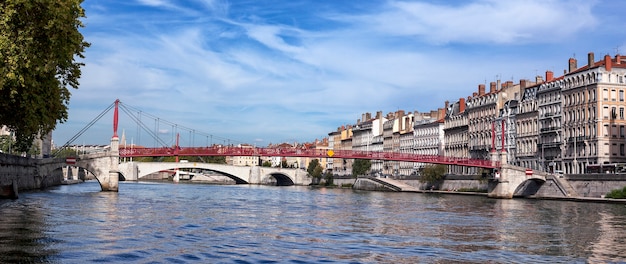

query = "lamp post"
574;131;580;174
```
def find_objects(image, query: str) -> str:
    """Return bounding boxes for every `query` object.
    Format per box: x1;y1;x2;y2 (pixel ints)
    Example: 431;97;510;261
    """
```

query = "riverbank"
350;176;626;204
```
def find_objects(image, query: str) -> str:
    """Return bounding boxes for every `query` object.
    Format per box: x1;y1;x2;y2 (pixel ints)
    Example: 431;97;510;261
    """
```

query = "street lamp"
574;131;581;174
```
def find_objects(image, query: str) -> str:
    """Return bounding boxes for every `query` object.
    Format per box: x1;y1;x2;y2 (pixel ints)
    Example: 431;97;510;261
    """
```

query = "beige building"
228;144;260;166
562;53;626;174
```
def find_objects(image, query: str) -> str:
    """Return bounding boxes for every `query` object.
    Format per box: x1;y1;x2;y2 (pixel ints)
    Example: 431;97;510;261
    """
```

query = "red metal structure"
110;99;499;169
119;146;499;169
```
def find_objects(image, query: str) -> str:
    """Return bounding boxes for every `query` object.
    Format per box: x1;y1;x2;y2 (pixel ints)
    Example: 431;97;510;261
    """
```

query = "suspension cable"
53;101;116;156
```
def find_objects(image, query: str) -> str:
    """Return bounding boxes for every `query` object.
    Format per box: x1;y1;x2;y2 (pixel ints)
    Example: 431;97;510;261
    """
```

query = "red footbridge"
119;146;499;169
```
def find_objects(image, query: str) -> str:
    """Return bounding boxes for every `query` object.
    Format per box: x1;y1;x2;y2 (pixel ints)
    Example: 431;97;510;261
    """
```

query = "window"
621;107;625;120
621;144;625;156
621;125;625;138
620;90;624;101
612;89;617;101
612;107;617;119
603;89;609;101
603;106;609;119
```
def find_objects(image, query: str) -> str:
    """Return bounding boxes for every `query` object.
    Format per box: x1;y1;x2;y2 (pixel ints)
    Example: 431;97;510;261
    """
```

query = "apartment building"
562;53;626;173
515;81;540;170
413;113;444;174
444;98;470;175
536;72;564;173
327;51;626;176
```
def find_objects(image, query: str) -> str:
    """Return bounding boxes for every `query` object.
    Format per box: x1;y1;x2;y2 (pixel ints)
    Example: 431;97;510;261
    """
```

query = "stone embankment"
0;153;64;199
353;174;626;204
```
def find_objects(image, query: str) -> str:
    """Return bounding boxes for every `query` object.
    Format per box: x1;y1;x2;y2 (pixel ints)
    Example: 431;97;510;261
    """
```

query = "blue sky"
54;0;626;147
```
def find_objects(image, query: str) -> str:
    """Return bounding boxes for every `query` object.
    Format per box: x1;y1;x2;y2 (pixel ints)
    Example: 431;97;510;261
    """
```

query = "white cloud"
351;0;597;44
56;0;619;146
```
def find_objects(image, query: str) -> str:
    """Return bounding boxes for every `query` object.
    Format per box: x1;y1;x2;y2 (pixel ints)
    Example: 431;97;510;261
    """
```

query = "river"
1;181;625;263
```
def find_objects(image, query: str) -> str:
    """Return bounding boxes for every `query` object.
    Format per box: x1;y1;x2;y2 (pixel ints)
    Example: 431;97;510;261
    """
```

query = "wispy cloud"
55;0;621;146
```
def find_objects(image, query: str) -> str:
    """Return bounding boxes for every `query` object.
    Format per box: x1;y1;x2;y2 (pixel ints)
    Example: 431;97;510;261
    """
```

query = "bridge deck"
119;146;498;168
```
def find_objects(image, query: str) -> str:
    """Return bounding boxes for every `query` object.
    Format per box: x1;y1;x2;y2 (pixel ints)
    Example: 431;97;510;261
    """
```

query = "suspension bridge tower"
100;99;120;191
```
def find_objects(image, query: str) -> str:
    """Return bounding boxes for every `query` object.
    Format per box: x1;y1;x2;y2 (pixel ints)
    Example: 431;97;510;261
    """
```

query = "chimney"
430;110;437;118
617;54;624;65
445;100;449;109
478;84;485;96
438;108;445;119
506;80;513;88
605;54;613;71
489;82;496;93
497;79;501;90
545;70;554;82
376;111;382;119
459;98;466;113
520;79;527;89
366;112;372;121
588;52;595;68
569;57;577;72
472;92;478;97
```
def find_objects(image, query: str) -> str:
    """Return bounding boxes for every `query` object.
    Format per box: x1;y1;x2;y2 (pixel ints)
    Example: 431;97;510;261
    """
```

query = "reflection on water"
0;181;625;263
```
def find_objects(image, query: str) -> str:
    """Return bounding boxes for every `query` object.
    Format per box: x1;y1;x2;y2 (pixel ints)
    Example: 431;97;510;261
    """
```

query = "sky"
53;0;626;148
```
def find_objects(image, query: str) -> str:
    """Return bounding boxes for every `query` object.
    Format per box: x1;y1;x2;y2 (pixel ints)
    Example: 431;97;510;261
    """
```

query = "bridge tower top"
113;99;120;139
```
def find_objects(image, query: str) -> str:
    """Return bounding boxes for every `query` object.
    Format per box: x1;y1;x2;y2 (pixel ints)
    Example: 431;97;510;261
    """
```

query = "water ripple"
1;181;625;263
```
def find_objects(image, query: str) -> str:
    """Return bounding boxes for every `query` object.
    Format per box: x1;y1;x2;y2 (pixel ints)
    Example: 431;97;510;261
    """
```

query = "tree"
0;0;90;152
323;171;334;186
52;147;78;158
352;159;371;178
307;159;323;184
307;159;320;175
419;164;447;190
262;160;272;167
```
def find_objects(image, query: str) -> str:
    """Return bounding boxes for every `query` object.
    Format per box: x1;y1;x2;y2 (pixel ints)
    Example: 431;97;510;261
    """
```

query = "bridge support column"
100;137;119;192
71;167;79;181
488;151;513;199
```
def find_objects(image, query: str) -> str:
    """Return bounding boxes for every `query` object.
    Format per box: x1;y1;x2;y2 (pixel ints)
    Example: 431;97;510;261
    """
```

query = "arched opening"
513;178;545;197
264;173;294;186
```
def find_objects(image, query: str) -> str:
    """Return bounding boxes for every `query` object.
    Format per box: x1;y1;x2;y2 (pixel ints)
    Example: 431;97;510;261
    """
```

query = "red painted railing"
119;146;499;168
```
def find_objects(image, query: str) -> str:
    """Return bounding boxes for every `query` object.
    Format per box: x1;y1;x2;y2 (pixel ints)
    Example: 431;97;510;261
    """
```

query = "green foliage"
262;160;272;167
281;160;288;168
52;147;78;158
307;159;324;184
419;164;447;185
307;159;320;175
323;172;334;186
352;159;371;178
0;135;13;154
0;0;89;152
605;186;626;199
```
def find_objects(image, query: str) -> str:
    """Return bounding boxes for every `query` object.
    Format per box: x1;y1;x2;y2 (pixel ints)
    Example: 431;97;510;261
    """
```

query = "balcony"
540;126;560;133
566;136;587;143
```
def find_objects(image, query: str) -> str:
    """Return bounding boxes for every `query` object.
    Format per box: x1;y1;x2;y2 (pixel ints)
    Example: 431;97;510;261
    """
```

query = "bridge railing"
119;146;499;168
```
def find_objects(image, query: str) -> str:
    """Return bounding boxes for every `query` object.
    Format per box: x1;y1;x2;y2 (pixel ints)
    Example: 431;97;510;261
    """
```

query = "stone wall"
0;153;63;192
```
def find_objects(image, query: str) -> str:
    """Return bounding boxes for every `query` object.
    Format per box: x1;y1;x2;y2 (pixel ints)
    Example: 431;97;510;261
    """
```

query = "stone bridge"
488;165;548;198
118;162;310;186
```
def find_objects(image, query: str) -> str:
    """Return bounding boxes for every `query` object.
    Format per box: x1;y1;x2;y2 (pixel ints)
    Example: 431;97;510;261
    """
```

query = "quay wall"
0;154;63;193
353;174;626;199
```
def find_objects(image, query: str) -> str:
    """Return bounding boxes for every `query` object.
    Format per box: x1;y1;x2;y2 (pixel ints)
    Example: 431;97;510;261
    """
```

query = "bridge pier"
486;150;549;199
98;136;119;192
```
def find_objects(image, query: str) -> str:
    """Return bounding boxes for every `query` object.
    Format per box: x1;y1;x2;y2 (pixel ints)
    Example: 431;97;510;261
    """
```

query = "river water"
1;181;625;263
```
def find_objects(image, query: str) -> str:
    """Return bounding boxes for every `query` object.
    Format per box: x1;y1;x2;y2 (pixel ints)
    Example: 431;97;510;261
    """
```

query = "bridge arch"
119;162;309;185
512;178;546;197
263;172;295;186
